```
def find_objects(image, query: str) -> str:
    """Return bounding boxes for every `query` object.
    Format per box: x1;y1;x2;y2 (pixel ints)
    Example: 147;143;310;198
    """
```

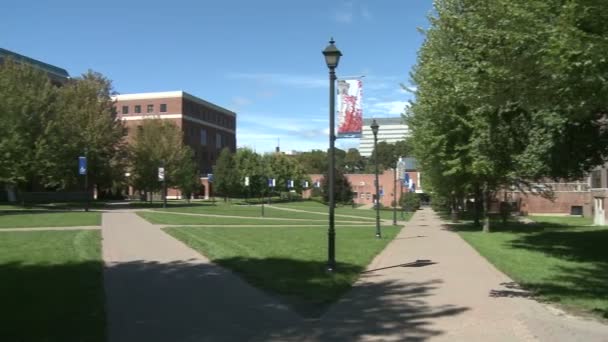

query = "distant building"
112;91;237;199
359;117;409;157
0;48;70;84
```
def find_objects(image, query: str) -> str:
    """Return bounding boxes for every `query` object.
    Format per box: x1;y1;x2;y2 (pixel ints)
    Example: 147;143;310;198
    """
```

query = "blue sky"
1;0;432;153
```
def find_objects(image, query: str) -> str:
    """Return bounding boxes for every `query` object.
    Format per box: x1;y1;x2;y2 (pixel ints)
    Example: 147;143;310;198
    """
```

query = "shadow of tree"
509;228;608;318
0;261;105;342
1;257;469;341
103;258;467;341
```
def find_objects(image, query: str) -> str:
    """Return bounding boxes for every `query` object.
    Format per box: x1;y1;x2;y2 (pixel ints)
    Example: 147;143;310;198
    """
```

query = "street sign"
158;167;165;181
78;156;87;175
244;176;250;186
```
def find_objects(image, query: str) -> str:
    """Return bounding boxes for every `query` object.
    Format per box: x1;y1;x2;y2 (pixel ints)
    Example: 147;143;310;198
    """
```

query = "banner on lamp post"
336;78;363;138
244;176;250;186
158;167;165;181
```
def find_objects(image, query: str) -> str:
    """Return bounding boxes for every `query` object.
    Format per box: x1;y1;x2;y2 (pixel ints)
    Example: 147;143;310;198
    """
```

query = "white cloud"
231;96;252;107
227;72;326;89
335;12;353;23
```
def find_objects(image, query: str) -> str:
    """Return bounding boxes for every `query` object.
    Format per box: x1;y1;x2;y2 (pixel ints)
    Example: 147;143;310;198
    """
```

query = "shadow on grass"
509;228;608;318
0;261;105;342
102;258;468;341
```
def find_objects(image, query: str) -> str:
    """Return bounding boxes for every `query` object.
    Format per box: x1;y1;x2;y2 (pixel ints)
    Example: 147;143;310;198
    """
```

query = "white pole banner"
337;78;363;138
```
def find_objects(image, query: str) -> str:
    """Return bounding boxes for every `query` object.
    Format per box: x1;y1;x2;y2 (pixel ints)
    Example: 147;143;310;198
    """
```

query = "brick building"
306;169;422;207
112;91;237;199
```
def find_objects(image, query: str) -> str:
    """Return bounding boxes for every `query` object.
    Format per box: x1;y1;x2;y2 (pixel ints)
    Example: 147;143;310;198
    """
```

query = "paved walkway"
257;208;608;341
0;226;100;232
102;211;300;342
101;208;608;341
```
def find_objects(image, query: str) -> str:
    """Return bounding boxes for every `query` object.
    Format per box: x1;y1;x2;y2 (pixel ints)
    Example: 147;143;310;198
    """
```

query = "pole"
162;162;167;209
84;148;89;212
393;167;397;225
374;133;381;238
400;180;404;219
327;66;336;272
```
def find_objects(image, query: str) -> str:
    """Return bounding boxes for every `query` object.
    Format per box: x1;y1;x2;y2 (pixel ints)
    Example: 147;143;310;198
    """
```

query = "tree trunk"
483;185;491;232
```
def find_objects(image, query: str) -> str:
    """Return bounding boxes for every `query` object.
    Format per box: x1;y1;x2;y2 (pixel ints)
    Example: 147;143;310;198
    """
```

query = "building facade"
359;117;409;157
113;91;237;199
306;169;422;208
0;48;70;84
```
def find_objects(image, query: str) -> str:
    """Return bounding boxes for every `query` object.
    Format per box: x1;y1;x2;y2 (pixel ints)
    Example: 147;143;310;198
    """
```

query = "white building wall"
359;118;409;157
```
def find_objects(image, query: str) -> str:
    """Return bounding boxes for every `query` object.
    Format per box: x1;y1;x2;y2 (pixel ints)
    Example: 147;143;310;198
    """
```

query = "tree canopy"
407;0;608;231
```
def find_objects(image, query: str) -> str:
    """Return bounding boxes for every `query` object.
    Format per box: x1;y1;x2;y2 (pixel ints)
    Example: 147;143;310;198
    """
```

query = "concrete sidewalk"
260;208;608;341
102;211;300;342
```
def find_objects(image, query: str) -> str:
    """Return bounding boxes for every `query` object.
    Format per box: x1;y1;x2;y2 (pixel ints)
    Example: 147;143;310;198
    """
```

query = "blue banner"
78;156;87;175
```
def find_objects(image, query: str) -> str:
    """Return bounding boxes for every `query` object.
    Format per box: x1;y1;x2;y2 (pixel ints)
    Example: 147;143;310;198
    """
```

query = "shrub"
401;192;421;211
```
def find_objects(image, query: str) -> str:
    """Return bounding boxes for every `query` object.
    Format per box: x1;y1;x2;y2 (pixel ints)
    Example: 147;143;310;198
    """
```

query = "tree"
344;148;365;173
321;168;354;204
296;150;327;174
408;0;608;232
37;71;128;193
130;119;197;200
212;147;239;200
0;60;58;190
266;152;309;196
234;147;266;198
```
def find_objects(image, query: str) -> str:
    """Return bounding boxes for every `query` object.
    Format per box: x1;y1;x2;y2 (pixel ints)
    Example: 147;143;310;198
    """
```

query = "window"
134;105;141;114
160;103;167;112
200;128;207;146
122;105;129;114
592;170;602;188
147;104;154;113
216;133;222;149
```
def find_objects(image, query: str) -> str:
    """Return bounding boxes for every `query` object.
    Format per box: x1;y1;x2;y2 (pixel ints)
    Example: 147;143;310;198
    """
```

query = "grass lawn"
0;211;102;228
529;215;593;226
273;201;413;222
456;218;608;319
0;230;105;341
156;203;378;221
164;225;400;315
138;211;373;225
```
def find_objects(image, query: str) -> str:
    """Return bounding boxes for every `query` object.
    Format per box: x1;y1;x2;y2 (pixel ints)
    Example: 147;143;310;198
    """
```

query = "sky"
1;0;432;153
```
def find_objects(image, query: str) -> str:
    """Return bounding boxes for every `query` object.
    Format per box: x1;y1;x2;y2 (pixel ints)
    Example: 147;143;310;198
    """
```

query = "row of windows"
184;126;231;150
122;103;167;114
183;101;235;130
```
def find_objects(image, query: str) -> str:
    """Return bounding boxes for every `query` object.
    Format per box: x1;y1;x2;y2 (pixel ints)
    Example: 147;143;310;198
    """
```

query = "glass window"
592;170;602;188
200;128;207;146
216;133;222;149
160;104;167;112
134;105;141;114
122;105;129;114
147;104;154;113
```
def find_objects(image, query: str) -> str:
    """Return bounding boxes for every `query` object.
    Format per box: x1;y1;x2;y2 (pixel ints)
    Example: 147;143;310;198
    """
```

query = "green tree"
130;119;197;200
344;148;365;173
0;60;58;190
212;147;239;200
235;148;266;198
296;150;327;174
266;153;309;196
321;168;354;204
408;0;608;232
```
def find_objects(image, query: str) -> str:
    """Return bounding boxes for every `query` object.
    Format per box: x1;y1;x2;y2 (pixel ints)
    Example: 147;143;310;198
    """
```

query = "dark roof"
0;48;70;80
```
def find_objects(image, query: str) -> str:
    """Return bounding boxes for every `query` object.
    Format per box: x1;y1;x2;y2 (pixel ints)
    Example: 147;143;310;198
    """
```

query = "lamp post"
393;166;397;226
323;37;342;272
371;119;381;238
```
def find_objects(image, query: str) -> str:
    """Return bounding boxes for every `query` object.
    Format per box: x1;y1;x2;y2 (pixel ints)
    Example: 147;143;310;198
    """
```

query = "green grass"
529;215;593;226
273;201;413;222
0;211;102;228
455;218;608;318
164;225;400;315
137;211;374;225
0;230;105;341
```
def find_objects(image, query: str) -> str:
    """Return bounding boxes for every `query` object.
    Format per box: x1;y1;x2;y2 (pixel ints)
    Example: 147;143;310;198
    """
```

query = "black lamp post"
323;37;342;272
371;119;381;238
